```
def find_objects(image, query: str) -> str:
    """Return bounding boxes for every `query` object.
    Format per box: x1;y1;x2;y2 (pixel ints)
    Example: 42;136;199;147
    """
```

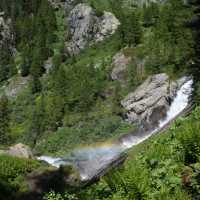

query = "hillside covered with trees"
0;0;200;199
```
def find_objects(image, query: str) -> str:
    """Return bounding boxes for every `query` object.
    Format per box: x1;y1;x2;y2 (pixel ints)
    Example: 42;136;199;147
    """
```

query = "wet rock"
121;73;178;128
7;143;34;159
111;50;132;83
67;3;120;55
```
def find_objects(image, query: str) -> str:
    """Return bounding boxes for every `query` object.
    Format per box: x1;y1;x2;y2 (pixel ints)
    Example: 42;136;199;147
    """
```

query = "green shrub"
0;154;41;199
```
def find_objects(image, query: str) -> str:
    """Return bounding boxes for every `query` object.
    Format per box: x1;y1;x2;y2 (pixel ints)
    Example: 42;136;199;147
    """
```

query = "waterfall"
158;79;193;128
37;78;193;181
121;79;193;149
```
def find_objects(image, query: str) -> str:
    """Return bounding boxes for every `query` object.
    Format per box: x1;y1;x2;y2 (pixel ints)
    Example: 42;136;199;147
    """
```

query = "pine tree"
120;11;142;46
28;95;45;146
143;2;159;27
0;95;10;144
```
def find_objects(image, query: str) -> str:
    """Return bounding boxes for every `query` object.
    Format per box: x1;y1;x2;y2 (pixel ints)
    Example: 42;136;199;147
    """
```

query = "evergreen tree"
120;11;142;46
189;0;200;82
28;95;45;146
143;2;159;27
0;95;10;144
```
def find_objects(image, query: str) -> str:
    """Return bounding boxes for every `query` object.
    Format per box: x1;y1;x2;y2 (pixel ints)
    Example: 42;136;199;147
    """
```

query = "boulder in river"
121;73;179;129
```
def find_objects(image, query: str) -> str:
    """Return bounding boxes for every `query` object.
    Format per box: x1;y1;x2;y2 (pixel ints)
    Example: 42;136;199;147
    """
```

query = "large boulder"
7;143;34;159
67;3;120;55
121;73;178;129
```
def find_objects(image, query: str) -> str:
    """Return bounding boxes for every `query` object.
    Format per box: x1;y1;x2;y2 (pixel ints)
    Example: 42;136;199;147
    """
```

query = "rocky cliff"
67;3;120;55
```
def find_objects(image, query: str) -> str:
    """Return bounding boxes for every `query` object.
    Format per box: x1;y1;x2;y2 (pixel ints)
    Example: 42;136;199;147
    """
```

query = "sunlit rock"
67;3;120;55
121;73;179;128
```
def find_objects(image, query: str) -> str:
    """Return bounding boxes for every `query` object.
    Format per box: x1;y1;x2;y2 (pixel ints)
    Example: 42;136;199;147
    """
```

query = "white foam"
159;79;193;128
122;79;193;149
37;156;62;168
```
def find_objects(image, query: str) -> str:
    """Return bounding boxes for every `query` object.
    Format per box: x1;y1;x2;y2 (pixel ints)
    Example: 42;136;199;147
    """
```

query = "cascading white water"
37;78;193;181
121;79;193;149
37;156;66;168
158;79;193;128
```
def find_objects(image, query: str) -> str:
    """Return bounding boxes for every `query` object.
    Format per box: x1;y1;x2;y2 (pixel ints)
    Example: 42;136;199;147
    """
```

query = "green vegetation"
0;0;194;154
0;95;10;144
0;154;41;200
0;0;200;199
43;104;200;200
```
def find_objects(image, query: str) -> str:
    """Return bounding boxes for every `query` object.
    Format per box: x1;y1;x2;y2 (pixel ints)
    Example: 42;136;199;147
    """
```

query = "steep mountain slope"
0;0;200;200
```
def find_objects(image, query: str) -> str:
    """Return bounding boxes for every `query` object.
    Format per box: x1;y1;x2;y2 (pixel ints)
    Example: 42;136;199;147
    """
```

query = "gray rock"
7;143;34;159
94;12;120;42
0;15;15;55
121;73;178;128
1;75;30;98
111;50;132;83
67;3;120;55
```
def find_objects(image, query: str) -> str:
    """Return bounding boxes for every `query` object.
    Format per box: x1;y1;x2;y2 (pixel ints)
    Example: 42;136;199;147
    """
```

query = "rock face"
7;143;34;159
0;13;15;55
121;73;178;129
67;4;120;54
111;50;132;83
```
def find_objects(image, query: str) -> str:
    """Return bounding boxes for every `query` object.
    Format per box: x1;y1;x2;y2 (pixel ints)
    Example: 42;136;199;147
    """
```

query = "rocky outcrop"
67;4;120;55
111;50;132;84
0;13;15;55
121;73;179;128
1;75;30;98
6;143;34;159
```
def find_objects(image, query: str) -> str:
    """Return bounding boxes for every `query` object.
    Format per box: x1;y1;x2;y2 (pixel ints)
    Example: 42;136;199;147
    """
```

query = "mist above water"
37;78;193;181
